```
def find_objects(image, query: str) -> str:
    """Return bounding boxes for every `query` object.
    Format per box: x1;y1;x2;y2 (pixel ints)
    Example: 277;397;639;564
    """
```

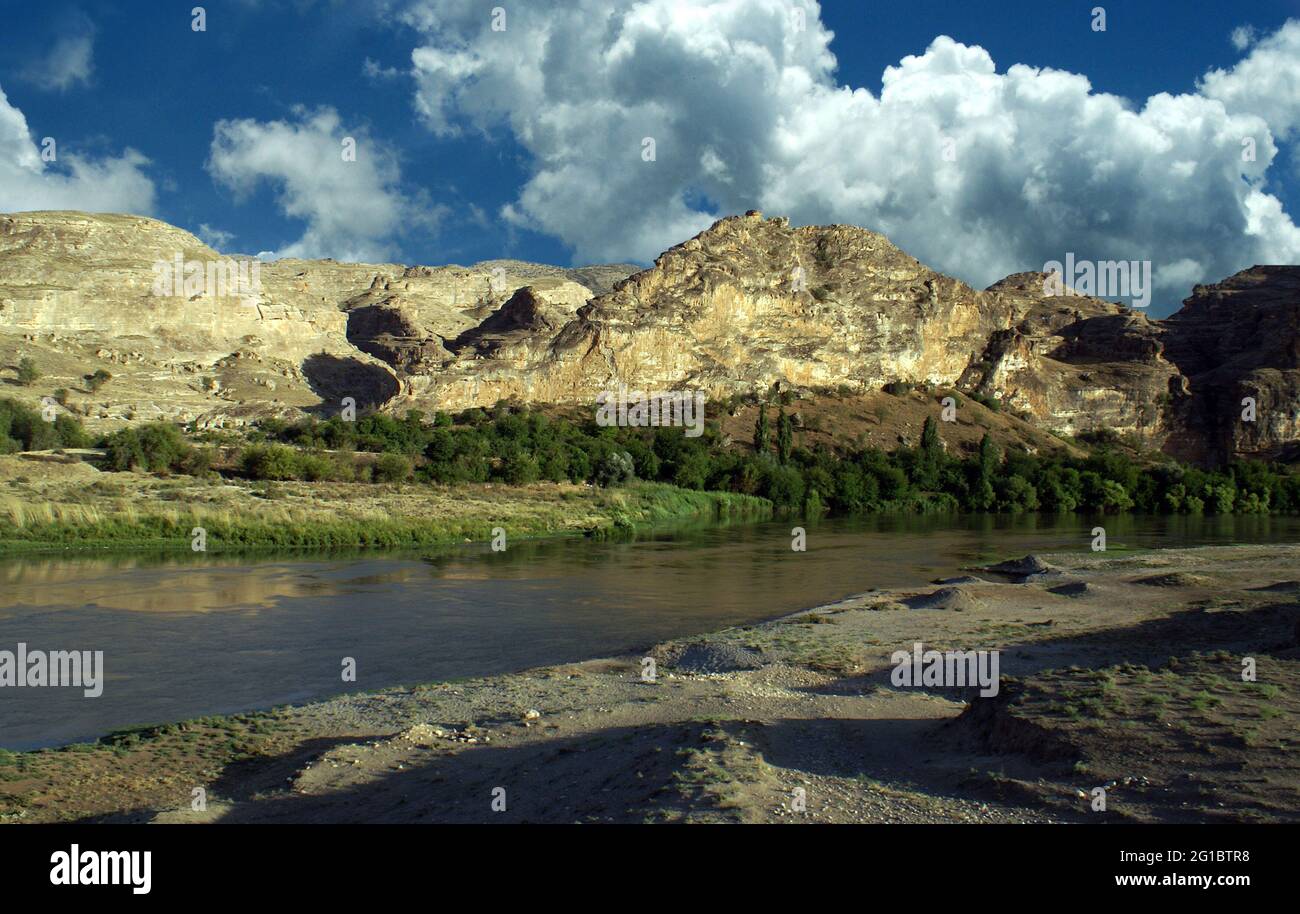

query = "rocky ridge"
1;209;1295;462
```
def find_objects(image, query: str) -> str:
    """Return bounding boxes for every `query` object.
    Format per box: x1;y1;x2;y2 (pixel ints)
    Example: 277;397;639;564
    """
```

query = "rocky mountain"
0;212;637;427
1;209;1295;463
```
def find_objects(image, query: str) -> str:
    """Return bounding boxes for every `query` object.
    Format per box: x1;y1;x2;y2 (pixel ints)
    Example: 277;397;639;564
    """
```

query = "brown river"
2;512;1298;749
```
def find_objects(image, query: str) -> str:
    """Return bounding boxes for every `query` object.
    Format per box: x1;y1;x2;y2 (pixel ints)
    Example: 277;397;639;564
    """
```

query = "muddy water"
2;512;1298;749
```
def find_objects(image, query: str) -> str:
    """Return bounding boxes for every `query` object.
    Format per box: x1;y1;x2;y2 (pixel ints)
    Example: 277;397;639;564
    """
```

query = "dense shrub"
373;453;413;483
594;451;636;487
15;358;39;386
104;422;198;473
239;444;302;481
85;369;112;392
0;398;91;452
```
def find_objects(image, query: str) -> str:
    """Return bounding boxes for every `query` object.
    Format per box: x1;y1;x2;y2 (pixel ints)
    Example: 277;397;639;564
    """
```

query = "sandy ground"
3;542;1298;824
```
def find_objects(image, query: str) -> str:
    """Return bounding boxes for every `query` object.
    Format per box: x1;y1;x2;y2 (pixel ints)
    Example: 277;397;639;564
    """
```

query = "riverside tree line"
3;396;1298;516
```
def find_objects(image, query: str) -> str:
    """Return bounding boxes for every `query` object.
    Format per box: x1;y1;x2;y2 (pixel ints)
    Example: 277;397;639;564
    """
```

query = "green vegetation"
0;398;90;453
0;480;770;551
234;403;1300;516
5;394;1300;535
753;403;770;453
104;422;209;474
85;369;112;392
15;358;39;387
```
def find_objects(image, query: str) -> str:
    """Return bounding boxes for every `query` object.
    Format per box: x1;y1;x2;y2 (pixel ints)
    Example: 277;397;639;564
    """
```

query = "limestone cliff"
0;212;632;427
414;213;1183;451
0;210;1295;463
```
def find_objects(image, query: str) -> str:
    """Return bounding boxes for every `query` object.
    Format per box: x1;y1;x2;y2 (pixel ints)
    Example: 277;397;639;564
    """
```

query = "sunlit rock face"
1;210;1296;463
0;212;629;427
420;212;1011;409
415;213;1184;453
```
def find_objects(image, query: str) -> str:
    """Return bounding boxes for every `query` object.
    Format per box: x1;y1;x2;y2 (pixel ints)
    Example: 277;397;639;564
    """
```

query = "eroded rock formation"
1;209;1295;462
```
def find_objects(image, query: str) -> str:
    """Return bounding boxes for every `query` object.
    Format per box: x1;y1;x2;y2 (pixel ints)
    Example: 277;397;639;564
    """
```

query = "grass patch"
0;481;771;554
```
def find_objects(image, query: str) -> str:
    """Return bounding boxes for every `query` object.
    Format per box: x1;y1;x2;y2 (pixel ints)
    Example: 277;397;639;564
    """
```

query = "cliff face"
415;213;1183;449
962;272;1179;444
0;210;1295;463
1161;266;1300;463
415;212;1015;409
0;212;632;426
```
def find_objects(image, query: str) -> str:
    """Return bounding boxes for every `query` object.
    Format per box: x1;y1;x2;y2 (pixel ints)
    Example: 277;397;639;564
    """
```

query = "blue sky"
2;0;1300;314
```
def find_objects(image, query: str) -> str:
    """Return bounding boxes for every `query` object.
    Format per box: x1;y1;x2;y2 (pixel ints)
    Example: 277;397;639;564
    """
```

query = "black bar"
3;823;1283;898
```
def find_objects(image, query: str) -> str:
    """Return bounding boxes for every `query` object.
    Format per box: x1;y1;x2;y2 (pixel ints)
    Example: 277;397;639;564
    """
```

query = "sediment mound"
1047;581;1093;598
659;642;765;674
902;586;984;612
984;555;1061;578
1250;581;1300;593
945;681;1080;763
1131;572;1212;588
931;575;988;585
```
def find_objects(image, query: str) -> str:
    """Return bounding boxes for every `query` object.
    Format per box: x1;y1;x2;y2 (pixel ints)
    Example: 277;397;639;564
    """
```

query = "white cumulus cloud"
0;83;156;214
395;0;1300;309
207;106;443;262
1201;20;1300;141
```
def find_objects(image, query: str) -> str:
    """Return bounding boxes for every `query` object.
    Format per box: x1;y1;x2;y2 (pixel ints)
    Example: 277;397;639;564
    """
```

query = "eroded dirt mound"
1046;581;1093;598
985;555;1061;577
1251;580;1300;593
947;680;1081;763
902;587;985;612
657;641;767;674
932;575;988;585
1131;572;1212;588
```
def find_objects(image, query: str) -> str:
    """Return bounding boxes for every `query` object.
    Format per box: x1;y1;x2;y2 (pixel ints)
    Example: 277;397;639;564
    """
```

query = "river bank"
3;541;1296;824
0;455;770;553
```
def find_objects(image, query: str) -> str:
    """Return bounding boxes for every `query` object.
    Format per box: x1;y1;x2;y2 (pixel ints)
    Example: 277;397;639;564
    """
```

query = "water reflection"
1;512;1297;748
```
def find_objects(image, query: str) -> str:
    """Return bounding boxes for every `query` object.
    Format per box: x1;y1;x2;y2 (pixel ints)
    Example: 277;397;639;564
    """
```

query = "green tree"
777;408;793;464
914;415;943;489
240;444;302;480
672;450;712;489
977;432;999;477
764;463;807;508
500;451;540;485
998;475;1040;512
374;453;414;483
754;403;770;455
967;432;999;509
1100;480;1135;513
16;358;39;386
594;450;635;487
920;415;941;459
